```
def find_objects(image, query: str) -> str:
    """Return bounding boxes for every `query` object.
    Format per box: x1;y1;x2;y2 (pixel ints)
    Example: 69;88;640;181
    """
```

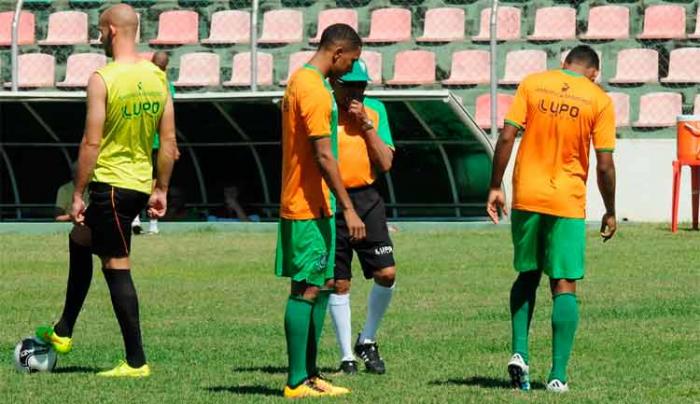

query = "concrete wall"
502;139;689;223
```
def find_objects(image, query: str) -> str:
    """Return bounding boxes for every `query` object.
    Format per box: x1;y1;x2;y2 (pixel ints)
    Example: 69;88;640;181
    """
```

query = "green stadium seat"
22;0;52;9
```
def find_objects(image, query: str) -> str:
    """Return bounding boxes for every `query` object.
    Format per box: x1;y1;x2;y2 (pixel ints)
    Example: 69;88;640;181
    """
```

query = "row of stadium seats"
3;5;700;46
477;92;698;129
7;47;700;89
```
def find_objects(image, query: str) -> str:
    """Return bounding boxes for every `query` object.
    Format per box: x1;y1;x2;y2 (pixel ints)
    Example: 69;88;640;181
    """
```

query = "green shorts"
511;209;586;280
275;217;335;287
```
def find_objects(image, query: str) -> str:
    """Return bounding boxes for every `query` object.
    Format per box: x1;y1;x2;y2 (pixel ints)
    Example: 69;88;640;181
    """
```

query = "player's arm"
149;92;177;219
349;100;393;172
593;99;617;241
486;124;519;223
72;73;107;224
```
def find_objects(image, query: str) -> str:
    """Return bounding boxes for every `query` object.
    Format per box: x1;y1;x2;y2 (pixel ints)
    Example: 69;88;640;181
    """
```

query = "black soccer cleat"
337;360;358;375
354;336;386;374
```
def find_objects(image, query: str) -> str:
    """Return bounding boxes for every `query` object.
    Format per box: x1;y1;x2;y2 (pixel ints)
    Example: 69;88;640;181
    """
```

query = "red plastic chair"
258;9;303;44
661;48;700;84
224;52;273;87
361;51;382;84
473;6;521;42
474;93;513;129
4;53;55;88
638;5;686;40
310;9;358;43
442;50;490;85
580;5;629;40
0;11;35;46
57;53;107;88
499;49;547;85
202;10;250;44
363;8;412;43
607;92;630;128
671;117;700;232
609;48;658;84
173;52;220;87
386;50;435;85
279;51;314;85
416;8;465;43
632;92;682;128
150;10;199;45
38;11;88;45
527;6;576;41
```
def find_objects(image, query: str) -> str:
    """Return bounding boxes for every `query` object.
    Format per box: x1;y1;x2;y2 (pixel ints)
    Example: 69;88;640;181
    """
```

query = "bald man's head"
152;51;169;71
99;4;138;57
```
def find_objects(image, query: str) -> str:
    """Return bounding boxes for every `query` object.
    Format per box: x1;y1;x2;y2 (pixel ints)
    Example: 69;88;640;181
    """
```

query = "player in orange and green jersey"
487;45;617;393
275;24;365;399
326;60;397;376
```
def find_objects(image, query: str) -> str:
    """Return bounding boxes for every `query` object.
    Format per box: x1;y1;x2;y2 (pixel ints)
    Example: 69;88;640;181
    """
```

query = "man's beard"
102;32;113;58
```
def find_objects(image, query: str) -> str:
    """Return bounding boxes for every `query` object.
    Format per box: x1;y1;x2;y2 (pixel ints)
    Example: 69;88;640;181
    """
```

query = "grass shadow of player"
205;385;280;397
232;365;336;374
429;376;546;390
53;366;101;374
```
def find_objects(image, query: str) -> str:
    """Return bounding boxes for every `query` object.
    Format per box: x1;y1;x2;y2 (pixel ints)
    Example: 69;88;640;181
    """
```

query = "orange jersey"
338;97;394;189
280;64;338;220
505;69;616;218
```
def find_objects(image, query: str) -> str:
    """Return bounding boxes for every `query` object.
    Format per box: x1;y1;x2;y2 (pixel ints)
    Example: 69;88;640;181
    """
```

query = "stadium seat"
361;51;382;84
310;9;358;43
609;48;658;84
473;6;521;42
363;8;412;43
280;51;314;85
224;52;273;87
150;10;199;45
91;13;140;44
607;92;630;128
637;5;686;40
258;9;303;44
632;92;682;128
4;53;55;88
0;11;35;46
38;11;88;45
527;6;576;41
386;50;435;86
474;93;513;129
416;8;465;43
661;48;700;84
173;52;220;87
694;95;700;115
500;49;547;85
689;8;700;39
57;53;107;88
442;50;490;86
580;5;629;40
202;10;250;44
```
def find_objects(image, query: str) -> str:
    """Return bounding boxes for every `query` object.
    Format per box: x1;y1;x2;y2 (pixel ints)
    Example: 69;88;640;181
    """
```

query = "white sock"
359;283;395;343
149;219;158;232
329;293;354;362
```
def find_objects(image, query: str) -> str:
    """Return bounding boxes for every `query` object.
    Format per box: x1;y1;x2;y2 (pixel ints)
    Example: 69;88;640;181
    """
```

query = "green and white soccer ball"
14;336;57;373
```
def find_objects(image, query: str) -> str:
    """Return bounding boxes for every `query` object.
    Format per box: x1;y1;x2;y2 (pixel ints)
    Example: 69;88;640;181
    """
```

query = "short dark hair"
564;45;600;70
319;23;362;50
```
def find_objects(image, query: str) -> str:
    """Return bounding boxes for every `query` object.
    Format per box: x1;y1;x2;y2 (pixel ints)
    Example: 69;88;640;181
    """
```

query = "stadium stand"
386;50;435;86
224;52;273;87
637;5;686;40
38;11;88;45
363;8;412;43
258;9;303;44
4;53;55;88
442;50;490;86
580;5;629;40
661;48;700;84
689;8;700;39
310;8;358;43
0;11;35;46
280;51;313;86
202;10;251;44
150;10;199;45
607;92;630;128
472;6;521;42
500;49;547;85
474;93;512;129
633;92;682;128
56;53;107;88
173;52;220;87
360;50;382;84
416;7;465;43
609;48;659;84
527;6;576;41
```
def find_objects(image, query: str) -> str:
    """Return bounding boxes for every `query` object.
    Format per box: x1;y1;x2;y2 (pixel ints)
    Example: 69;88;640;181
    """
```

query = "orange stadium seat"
500;49;547;85
57;53;107;88
224;52;273;87
386;50;435;85
279;51;314;86
38;11;88;45
474;93;513;129
258;9;303;44
528;6;576;41
580;5;629;40
360;50;382;84
609;48;658;84
202;10;250;44
637;5;686;40
363;8;412;43
4;53;55;88
442;50;490;86
310;9;358;43
0;11;35;46
416;8;465;43
661;48;700;84
633;92;682;128
472;6;521;42
173;52;220;87
607;92;630;128
150;10;199;45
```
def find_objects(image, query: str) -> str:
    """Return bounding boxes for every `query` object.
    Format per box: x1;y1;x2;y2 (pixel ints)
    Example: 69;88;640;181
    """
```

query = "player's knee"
374;267;396;287
550;278;576;295
334;279;351;295
69;225;92;247
102;257;131;270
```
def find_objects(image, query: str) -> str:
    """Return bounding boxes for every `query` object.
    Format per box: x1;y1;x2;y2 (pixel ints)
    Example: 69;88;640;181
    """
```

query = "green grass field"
0;224;698;403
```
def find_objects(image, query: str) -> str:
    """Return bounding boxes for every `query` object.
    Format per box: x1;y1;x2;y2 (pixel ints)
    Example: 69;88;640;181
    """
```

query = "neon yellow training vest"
92;60;168;194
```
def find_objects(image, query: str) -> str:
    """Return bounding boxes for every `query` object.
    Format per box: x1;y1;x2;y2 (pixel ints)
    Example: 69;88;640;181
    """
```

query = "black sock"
102;268;146;368
54;238;93;338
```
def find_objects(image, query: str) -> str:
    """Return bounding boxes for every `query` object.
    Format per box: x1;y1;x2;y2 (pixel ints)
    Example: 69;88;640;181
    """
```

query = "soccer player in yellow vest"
276;24;365;398
326;60;396;375
35;4;177;377
487;45;617;392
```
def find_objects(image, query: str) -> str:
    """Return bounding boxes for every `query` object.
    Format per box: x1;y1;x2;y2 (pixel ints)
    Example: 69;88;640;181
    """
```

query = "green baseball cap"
338;59;370;83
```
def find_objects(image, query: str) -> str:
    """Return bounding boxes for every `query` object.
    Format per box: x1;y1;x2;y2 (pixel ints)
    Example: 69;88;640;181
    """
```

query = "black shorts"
84;182;149;258
335;186;395;280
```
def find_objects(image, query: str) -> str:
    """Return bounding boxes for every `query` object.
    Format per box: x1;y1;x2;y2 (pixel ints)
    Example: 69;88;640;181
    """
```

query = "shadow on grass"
232;365;336;374
206;385;279;397
429;376;546;390
53;366;101;374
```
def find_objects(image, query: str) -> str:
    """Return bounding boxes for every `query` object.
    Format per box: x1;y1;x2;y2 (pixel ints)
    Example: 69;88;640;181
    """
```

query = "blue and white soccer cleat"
507;353;530;391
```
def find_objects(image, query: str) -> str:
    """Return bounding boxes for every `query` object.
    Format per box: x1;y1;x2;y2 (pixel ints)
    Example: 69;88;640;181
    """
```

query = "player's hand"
348;100;369;126
600;212;616;242
486;187;507;224
70;193;87;225
148;188;168;219
343;208;366;241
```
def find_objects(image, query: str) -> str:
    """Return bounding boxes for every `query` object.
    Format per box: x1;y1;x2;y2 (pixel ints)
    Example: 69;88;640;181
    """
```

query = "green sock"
306;289;330;377
549;293;579;383
510;272;541;363
284;295;313;387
